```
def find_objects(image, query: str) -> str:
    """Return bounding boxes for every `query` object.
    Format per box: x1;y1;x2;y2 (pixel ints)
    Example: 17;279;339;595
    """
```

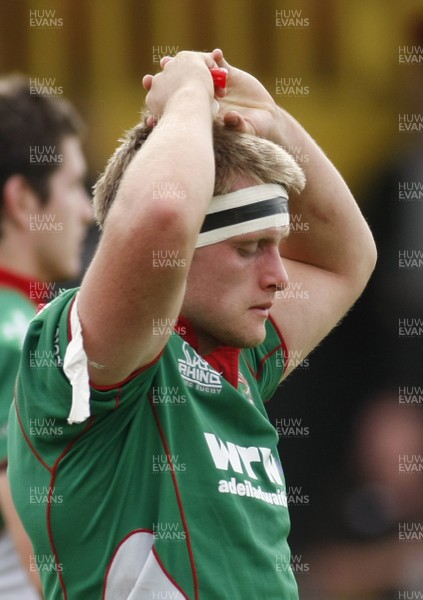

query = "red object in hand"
210;68;227;88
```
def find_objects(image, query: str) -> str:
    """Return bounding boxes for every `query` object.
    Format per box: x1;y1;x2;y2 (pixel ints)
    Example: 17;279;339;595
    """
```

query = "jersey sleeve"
241;316;287;402
11;288;162;451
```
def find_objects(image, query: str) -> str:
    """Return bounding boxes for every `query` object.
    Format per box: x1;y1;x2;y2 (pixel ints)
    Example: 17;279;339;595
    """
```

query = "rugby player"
8;50;376;599
0;75;92;598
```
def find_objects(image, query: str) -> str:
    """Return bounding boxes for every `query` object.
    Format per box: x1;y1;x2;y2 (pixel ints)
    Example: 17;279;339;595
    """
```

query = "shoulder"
241;317;287;401
32;288;79;328
21;288;79;371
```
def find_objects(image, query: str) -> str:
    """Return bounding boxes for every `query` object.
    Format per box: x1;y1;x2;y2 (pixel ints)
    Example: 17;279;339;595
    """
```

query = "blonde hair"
93;115;305;229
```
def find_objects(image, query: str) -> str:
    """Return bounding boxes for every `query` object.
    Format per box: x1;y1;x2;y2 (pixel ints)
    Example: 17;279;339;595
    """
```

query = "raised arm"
214;55;377;379
270;107;377;378
78;52;218;386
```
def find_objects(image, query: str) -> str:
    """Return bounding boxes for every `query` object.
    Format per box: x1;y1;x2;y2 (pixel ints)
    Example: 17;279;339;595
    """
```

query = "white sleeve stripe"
63;293;91;425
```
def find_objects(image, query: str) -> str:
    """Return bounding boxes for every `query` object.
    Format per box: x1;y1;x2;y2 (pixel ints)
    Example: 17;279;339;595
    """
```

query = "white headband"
196;183;289;248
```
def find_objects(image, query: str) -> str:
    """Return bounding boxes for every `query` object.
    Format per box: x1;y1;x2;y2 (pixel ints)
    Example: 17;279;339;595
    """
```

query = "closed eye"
237;242;259;257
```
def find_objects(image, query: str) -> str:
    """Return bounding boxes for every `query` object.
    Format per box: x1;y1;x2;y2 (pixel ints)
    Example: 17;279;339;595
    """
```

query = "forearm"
275;106;376;288
113;84;214;237
215;52;376;290
78;57;217;383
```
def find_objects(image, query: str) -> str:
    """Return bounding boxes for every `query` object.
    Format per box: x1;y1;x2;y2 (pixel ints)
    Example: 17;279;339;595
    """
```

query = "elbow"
148;199;202;241
112;195;201;250
362;227;378;282
368;235;378;275
351;229;378;298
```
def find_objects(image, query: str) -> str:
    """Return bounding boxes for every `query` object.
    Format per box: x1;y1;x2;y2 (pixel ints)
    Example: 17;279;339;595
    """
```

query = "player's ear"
221;111;256;135
2;175;42;232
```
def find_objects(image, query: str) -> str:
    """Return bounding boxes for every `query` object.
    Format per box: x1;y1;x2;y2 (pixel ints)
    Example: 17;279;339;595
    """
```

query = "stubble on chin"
212;322;267;350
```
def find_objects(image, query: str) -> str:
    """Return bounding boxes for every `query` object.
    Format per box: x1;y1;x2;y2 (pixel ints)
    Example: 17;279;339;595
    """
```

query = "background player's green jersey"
0;269;37;531
8;289;299;599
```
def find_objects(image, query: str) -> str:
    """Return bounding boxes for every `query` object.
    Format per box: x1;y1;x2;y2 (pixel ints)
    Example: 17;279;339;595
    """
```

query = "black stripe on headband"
200;196;288;234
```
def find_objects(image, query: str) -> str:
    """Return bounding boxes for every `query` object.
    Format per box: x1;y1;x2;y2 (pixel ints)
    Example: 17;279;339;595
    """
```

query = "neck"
0;233;44;280
195;332;222;356
176;315;222;356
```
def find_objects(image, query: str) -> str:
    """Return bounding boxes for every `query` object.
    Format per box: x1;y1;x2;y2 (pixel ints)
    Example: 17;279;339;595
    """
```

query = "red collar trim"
175;315;240;388
0;266;49;305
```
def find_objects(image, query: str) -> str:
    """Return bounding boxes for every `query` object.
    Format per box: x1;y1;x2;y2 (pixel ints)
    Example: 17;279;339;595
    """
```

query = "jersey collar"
0;266;49;305
175;315;240;389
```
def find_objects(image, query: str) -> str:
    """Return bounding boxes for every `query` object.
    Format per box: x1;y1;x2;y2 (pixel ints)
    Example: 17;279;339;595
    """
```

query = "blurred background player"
301;393;423;599
0;74;92;599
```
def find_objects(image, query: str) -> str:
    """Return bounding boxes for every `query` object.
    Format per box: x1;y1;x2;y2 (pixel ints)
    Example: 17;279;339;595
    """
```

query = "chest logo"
178;342;222;393
204;433;287;507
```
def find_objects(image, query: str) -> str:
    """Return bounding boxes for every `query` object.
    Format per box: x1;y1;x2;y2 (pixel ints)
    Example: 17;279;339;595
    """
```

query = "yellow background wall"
1;0;421;197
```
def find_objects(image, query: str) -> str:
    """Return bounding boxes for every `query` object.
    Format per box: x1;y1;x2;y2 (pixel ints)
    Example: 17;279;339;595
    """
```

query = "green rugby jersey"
0;269;37;466
0;269;38;532
8;288;299;599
